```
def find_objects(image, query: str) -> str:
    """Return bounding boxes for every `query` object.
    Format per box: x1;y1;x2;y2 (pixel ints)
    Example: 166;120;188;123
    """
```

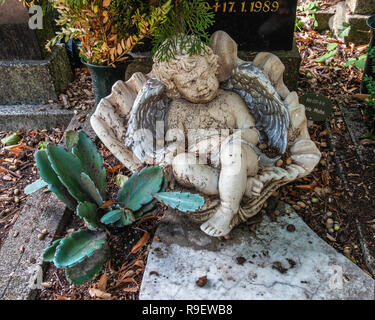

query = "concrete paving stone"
0;104;74;131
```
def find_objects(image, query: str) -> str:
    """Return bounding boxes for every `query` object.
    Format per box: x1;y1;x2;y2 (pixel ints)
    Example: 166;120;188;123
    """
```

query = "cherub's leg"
201;142;259;237
172;153;219;195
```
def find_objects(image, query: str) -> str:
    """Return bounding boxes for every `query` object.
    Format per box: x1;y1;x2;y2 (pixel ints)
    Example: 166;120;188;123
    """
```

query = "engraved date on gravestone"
300;93;333;122
205;0;298;51
204;0;280;13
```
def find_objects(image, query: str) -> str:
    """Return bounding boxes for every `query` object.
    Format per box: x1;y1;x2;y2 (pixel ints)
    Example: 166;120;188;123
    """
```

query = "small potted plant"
46;0;171;106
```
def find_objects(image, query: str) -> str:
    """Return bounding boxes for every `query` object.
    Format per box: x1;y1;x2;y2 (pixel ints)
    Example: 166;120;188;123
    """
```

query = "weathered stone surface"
0;192;71;300
140;204;375;300
331;2;371;45
346;0;375;15
0;104;74;131
0;44;73;104
315;6;336;31
238;39;301;92
0;114;94;300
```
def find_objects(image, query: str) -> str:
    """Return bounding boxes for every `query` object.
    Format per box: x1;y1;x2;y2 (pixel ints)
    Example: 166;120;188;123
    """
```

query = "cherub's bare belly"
165;89;255;140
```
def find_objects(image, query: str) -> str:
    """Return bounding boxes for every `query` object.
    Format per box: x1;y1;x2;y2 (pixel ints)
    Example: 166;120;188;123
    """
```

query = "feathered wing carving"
222;63;290;154
124;78;170;163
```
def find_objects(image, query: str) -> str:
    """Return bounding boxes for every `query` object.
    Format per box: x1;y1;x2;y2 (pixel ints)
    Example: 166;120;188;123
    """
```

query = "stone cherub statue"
91;31;321;237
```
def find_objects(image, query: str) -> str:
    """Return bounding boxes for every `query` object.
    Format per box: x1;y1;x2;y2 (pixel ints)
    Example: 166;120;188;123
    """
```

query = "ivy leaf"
338;22;351;38
326;43;338;51
315;49;337;63
1;133;21;146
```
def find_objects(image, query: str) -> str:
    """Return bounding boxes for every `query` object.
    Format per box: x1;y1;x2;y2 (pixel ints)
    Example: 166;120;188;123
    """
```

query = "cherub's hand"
245;177;264;198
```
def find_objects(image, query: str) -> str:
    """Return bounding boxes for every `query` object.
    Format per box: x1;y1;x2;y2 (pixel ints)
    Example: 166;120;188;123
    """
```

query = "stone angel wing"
223;63;290;154
124;78;170;163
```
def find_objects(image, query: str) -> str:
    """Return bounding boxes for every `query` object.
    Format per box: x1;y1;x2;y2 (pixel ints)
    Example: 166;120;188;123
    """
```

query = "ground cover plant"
27;130;204;284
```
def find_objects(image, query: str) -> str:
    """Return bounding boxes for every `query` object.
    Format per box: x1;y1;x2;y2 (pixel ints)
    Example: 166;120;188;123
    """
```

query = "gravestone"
129;0;301;91
140;205;375;300
0;0;73;130
206;0;298;51
205;0;301;90
346;0;375;15
330;1;372;45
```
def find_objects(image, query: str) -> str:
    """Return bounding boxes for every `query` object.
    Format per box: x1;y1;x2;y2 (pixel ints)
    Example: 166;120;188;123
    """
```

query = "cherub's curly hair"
151;42;219;99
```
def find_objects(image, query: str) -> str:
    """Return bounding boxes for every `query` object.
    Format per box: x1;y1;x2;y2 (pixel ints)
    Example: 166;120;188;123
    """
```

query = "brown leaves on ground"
196;276;208;287
0;128;64;249
131;232;150;254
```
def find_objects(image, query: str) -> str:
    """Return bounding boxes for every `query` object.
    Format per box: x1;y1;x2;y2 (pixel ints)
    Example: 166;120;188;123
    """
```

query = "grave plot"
0;0;374;301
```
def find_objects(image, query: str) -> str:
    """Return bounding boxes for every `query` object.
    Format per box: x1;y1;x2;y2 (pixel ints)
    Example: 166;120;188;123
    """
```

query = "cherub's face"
173;55;219;103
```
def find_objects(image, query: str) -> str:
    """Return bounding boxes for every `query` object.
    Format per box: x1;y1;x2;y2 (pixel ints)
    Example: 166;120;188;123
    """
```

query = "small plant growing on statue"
25;130;204;284
152;0;215;62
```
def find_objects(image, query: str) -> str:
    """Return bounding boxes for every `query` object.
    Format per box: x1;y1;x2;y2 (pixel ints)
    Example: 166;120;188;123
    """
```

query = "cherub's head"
152;42;220;103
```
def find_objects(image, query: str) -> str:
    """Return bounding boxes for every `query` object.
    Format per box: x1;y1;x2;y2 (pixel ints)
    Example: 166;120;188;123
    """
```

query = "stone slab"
0;192;71;300
0;112;94;300
331;2;371;45
0;104;74;131
346;0;375;15
0;44;73;104
238;39;301;92
315;6;336;31
140;204;375;300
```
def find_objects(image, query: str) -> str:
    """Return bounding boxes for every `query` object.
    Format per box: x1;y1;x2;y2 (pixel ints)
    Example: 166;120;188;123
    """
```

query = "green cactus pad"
65;243;109;285
80;173;103;206
100;209;123;225
54;229;107;268
153;192;205;212
101;209;135;226
46;144;92;204
133;176;168;219
35;150;77;211
42;239;62;262
117;166;164;212
72;131;107;199
65;130;79;152
77;201;100;230
24;179;48;195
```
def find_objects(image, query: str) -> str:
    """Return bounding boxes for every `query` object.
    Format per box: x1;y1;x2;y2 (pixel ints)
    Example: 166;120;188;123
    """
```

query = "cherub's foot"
200;206;234;237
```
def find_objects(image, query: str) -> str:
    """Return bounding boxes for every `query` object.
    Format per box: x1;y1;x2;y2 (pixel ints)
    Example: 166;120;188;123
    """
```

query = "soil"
0;128;64;249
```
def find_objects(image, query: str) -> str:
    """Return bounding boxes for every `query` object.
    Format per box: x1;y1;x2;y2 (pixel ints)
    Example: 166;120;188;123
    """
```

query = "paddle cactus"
26;130;205;284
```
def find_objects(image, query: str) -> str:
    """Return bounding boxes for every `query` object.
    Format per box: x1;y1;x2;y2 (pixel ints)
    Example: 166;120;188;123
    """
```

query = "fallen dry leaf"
89;288;112;300
131;232;150;254
196;275;208;287
96;272;108;292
